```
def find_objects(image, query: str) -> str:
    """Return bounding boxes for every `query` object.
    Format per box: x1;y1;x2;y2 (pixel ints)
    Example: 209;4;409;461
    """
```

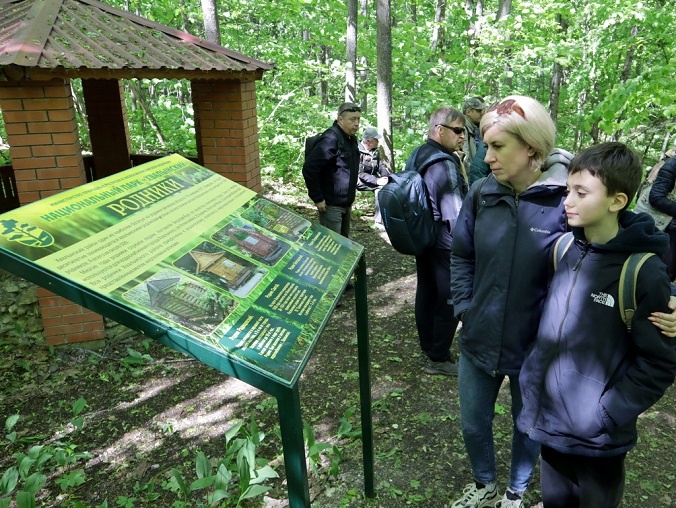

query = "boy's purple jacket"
517;211;676;457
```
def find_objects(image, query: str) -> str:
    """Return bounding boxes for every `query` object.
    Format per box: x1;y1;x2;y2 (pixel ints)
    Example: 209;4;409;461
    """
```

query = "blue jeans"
458;354;540;494
319;205;351;237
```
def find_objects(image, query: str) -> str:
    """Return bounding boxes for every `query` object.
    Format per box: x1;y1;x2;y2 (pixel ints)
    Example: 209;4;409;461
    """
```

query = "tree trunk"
200;0;221;45
549;14;569;125
178;0;193;34
346;0;358;103
129;80;166;147
496;0;512;91
377;0;394;168
359;56;368;112
320;45;330;106
431;0;446;54
613;25;638;141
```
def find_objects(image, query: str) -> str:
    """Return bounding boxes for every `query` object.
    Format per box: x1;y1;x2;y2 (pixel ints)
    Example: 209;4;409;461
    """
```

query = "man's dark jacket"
411;139;467;251
302;122;360;207
649;156;676;228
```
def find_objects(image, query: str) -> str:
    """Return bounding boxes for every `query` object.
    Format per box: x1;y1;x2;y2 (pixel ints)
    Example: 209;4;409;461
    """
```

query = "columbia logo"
591;292;615;307
530;227;551;234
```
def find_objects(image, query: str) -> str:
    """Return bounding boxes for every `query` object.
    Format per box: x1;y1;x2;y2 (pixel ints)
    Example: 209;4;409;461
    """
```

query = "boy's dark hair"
568;142;642;209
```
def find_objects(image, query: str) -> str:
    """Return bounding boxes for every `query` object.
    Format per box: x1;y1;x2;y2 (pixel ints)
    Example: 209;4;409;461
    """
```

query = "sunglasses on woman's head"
488;99;526;119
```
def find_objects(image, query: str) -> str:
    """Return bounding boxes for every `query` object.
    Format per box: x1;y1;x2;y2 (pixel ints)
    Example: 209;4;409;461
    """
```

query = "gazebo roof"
0;0;273;81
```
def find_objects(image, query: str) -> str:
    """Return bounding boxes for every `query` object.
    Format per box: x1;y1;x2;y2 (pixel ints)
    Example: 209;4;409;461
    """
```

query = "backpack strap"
618;252;655;331
552;232;575;271
406;147;454;176
472;176;489;215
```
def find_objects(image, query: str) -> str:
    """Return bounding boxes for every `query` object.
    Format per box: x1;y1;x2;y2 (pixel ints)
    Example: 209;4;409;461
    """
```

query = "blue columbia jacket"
451;165;568;376
517;212;676;457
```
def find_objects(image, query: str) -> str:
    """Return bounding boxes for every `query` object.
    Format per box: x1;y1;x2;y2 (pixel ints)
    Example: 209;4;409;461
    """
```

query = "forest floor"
1;182;675;508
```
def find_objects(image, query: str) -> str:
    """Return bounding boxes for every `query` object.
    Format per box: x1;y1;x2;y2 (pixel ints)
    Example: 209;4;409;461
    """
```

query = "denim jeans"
458;353;540;494
319;205;351;237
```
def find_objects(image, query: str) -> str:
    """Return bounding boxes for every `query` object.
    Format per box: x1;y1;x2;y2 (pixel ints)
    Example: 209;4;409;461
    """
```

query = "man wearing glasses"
409;106;468;376
303;102;362;238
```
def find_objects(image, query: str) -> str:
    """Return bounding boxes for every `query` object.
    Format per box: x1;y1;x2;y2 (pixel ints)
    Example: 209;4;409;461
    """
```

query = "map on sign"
0;155;363;383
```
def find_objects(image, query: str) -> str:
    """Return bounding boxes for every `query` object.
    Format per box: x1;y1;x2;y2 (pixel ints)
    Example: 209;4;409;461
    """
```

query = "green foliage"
161;414;279;506
0;414;92;508
1;0;672;175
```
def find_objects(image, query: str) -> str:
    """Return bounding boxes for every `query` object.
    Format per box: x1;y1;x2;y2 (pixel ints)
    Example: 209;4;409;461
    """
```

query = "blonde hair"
480;95;555;171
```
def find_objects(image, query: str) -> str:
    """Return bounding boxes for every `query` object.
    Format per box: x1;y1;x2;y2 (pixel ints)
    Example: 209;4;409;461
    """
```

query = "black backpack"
378;146;455;256
304;125;343;162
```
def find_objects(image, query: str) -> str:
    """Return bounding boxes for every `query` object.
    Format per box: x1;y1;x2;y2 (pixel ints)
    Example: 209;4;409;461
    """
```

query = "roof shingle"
0;0;273;80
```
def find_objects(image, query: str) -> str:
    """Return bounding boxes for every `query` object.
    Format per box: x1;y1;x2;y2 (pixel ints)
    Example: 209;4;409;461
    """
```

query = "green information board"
0;155;374;507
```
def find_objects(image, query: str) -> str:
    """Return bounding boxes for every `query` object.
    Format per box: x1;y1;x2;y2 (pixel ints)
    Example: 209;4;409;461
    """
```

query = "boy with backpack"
517;142;676;507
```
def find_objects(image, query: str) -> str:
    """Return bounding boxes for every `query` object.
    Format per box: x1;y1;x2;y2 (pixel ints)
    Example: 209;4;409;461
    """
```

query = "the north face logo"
591;292;615;307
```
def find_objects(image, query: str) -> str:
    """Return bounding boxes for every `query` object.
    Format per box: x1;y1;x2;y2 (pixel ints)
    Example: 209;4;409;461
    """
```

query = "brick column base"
37;288;105;345
0;78;106;345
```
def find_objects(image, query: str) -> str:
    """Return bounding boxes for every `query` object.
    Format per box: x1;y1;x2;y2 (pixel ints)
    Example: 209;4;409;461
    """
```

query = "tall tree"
549;14;569;125
496;0;513;92
201;0;220;45
431;0;446;53
377;0;393;167
346;0;358;103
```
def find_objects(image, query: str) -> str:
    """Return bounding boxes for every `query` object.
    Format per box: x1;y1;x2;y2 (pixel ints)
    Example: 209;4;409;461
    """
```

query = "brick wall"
0;79;105;345
192;79;262;192
0;79;87;205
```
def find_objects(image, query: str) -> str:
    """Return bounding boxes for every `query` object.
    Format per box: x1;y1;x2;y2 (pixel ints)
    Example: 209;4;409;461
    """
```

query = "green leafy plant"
161;415;278;507
0;414;93;508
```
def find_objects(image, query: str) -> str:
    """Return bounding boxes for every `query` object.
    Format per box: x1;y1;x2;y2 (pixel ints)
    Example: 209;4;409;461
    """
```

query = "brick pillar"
82;79;132;179
0;78;105;345
191;79;262;191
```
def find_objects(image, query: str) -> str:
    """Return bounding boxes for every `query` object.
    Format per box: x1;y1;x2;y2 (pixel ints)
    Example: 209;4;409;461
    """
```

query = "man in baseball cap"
461;97;488;176
302;103;361;237
356;127;390;229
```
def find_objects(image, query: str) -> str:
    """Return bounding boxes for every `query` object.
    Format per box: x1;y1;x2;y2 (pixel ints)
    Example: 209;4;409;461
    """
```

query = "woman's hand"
649;296;676;337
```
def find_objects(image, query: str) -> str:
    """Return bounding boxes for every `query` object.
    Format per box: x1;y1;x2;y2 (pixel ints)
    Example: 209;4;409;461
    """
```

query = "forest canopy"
1;0;674;178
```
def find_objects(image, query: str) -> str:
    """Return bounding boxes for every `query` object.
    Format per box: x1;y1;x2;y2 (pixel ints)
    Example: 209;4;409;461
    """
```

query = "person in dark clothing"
468;142;489;185
357;127;390;228
648;153;676;280
302;102;361;237
409;106;468;377
451;95;565;508
517;142;676;508
461;97;487;178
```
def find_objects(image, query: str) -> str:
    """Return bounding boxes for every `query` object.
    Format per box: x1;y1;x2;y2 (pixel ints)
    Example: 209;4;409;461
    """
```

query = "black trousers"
414;246;458;362
541;445;626;508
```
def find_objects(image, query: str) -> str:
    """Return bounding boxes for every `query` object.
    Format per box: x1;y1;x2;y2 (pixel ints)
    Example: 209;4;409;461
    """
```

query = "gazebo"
0;0;273;345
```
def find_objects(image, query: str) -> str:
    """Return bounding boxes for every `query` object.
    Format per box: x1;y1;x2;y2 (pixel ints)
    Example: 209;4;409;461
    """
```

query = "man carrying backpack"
411;106;468;376
302;102;361;238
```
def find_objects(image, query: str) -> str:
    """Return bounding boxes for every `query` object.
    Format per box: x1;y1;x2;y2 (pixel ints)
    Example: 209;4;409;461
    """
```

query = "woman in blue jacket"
450;98;676;508
450;96;565;508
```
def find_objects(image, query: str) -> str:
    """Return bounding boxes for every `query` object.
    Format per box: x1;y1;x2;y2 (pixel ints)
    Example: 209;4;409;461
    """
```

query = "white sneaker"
495;492;522;508
451;482;499;508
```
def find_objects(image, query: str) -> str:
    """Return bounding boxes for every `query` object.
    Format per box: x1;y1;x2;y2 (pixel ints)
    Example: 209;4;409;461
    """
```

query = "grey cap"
362;127;382;140
462;97;487;112
338;102;361;115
